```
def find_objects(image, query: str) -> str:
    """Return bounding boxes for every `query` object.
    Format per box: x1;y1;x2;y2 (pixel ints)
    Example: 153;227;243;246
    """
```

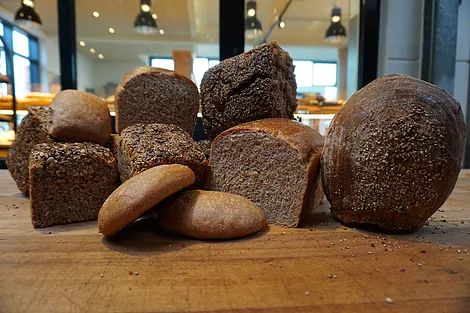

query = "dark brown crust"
115;67;199;135
29;142;119;228
210;118;324;227
6;107;54;195
118;123;208;184
201;42;297;139
321;74;466;231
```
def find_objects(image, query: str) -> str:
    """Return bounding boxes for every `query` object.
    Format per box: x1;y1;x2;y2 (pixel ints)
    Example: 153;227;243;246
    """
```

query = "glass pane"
12;30;29;57
0;22;3;47
0;50;6;75
313;63;337;86
293;60;314;87
208;59;220;68
193;57;209;87
150;58;175;71
13;55;31;98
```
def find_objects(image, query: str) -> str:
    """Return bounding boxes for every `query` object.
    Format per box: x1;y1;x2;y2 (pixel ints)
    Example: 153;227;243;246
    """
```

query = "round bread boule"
98;164;195;237
158;190;267;239
321;74;466;231
50;90;112;146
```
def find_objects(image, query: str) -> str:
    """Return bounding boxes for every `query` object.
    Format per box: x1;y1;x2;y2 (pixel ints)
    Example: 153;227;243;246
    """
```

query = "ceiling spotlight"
14;0;42;29
98;54;104;59
159;29;165;35
152;13;157;20
134;0;158;35
79;40;86;47
108;27;115;34
90;48;96;54
279;20;286;29
245;0;262;39
325;7;347;44
92;11;100;18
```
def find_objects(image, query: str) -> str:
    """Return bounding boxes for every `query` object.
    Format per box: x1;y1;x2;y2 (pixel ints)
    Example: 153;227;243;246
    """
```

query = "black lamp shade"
15;1;42;28
325;7;347;43
245;0;262;39
134;0;158;34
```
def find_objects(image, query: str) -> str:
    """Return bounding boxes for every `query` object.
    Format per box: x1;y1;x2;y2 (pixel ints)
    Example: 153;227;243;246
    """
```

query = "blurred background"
0;0;468;165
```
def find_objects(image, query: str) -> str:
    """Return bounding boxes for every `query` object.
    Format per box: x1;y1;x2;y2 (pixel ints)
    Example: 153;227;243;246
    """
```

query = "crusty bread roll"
158;190;266;240
98;164;195;237
207;118;324;227
49;90;112;146
321;74;466;231
115;67;199;135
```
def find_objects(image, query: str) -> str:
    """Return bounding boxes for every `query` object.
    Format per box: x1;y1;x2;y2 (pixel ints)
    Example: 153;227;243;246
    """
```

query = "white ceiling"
0;0;359;61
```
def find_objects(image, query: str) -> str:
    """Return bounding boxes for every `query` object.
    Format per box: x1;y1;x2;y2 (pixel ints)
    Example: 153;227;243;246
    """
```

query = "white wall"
378;0;424;78
454;0;469;120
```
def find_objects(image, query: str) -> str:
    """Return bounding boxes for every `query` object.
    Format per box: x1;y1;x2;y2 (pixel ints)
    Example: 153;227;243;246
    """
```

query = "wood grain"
0;170;469;313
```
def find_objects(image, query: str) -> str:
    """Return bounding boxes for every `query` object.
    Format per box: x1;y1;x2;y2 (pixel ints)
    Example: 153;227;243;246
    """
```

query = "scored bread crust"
321;74;466;231
115;67;199;135
210;118;324;227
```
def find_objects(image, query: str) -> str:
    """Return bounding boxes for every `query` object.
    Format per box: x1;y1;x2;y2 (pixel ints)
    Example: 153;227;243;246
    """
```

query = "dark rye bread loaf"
196;140;212;160
29;142;119;228
118;123;208;183
115;67;199;135
7;107;54;195
321;74;466;231
201;42;297;139
207;118;324;227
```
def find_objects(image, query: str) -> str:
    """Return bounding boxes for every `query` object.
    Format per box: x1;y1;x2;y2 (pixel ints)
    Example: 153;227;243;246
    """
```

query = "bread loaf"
201;42;297;139
98;165;195;237
207;118;324;227
158;190;266;240
321;74;466;231
7;107;54;195
118;123;208;184
49;90;111;146
115;67;199;135
29;142;119;228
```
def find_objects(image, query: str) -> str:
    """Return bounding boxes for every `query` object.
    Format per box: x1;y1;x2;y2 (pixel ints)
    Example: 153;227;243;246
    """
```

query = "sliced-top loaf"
7;107;54;195
201;42;297;139
29;142;119;228
115;67;199;135
207;118;324;227
118;123;208;184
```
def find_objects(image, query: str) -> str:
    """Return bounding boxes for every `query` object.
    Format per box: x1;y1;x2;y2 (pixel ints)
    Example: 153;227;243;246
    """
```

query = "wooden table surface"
0;170;469;313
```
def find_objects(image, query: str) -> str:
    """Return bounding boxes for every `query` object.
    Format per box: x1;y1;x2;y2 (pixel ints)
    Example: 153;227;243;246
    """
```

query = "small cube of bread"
7;107;54;196
118;123;208;184
49;90;112;145
201;42;297;139
207;118;324;227
29;142;119;228
115;67;199;135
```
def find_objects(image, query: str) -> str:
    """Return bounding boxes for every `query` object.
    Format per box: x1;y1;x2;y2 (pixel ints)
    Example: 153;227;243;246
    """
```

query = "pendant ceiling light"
324;7;347;44
245;0;262;39
15;0;42;29
134;0;158;35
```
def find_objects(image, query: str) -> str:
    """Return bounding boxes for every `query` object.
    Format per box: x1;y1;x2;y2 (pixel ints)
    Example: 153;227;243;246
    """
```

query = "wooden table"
0;170;469;313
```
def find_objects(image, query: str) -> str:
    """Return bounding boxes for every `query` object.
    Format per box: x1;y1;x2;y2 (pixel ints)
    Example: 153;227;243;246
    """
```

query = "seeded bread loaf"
207;118;324;227
115;67;199;135
196;140;212;160
201;42;297;139
49;90;111;145
29;142;119;228
7;107;54;195
321;74;466;231
118;123;208;184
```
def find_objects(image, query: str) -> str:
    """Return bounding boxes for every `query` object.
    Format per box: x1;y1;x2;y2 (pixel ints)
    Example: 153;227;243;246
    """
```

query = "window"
150;56;219;88
293;60;337;87
0;19;40;98
150;57;175;71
